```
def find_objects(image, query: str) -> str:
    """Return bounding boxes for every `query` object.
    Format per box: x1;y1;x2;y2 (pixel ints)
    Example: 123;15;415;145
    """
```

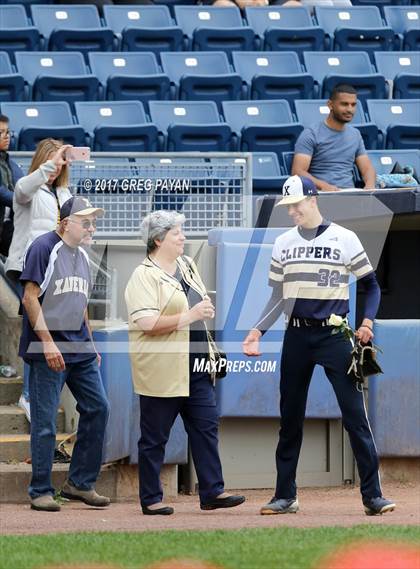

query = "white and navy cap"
60;196;105;220
277;175;318;206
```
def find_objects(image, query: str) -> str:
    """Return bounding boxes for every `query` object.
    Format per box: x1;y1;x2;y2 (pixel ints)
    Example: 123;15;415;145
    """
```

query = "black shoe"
363;496;396;516
200;494;246;511
142;504;174;516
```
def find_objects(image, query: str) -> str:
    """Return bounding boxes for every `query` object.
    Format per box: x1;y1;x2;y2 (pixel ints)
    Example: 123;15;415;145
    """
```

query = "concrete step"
0;378;23;405
0;433;70;462
0;462;177;503
0;462;120;503
0;405;65;435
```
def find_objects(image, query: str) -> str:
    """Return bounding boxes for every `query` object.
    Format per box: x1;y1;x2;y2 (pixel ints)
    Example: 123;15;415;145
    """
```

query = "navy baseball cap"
277;175;318;205
60;196;104;221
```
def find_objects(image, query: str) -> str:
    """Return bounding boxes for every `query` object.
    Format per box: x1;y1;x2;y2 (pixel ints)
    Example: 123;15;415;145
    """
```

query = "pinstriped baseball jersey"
269;222;373;319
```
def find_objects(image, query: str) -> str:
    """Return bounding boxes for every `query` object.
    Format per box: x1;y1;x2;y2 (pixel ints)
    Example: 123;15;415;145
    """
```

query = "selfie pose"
6;138;74;282
6;138;74;420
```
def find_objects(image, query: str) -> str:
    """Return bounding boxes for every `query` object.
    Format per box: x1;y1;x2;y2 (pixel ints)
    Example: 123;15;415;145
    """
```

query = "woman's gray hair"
141;210;186;254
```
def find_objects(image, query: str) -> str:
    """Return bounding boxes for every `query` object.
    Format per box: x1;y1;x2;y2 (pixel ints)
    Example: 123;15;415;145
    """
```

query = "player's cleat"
363;496;396;516
260;497;299;515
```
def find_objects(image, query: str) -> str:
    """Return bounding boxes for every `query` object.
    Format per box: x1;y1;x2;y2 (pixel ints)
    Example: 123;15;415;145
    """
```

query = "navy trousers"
138;372;224;506
275;325;382;501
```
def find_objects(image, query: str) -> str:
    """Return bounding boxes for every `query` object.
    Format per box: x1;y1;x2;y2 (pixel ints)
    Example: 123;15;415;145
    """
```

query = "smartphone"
65;147;91;161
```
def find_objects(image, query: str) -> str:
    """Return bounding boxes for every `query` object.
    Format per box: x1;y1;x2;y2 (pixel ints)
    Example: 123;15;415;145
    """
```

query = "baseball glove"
347;341;383;384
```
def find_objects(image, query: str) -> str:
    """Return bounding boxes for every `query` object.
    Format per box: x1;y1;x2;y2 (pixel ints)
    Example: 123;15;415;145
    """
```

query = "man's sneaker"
31;495;61;512
260;497;299;515
60;480;111;507
363;497;396;516
18;394;31;422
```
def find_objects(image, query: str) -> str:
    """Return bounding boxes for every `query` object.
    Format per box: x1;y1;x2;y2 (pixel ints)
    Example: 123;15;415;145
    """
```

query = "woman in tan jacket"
125;210;245;516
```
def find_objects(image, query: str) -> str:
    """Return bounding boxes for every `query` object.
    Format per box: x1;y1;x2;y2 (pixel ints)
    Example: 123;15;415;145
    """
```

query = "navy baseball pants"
138;372;224;507
275;324;382;500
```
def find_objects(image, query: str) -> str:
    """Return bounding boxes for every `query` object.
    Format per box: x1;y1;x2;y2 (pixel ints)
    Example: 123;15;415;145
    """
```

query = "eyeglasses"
69;218;97;230
0;129;11;139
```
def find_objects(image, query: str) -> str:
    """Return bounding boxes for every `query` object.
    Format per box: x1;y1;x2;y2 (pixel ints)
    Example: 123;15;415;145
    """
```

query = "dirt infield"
1;482;419;536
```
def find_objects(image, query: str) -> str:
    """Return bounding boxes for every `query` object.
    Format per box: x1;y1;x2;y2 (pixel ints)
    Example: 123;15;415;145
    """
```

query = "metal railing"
11;152;253;238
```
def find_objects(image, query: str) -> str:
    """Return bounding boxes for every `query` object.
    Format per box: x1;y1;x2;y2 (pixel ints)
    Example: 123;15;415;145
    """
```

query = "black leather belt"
289;317;330;328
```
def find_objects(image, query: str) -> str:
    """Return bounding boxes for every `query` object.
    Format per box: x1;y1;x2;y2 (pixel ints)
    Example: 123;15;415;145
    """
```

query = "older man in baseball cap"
19;196;110;512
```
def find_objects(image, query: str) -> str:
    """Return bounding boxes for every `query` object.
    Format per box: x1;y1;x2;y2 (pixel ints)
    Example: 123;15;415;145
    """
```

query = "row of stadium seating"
1;4;419;64
1;50;419;110
11;147;420;196
3;0;420;12
252;149;420;192
2;99;419;152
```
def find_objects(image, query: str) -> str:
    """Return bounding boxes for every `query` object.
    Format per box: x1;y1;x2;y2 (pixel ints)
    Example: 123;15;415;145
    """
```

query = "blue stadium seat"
0;51;25;102
315;6;394;61
153;0;196;18
103;5;183;58
252;152;284;193
88;52;170;110
367;149;420;175
15;52;100;107
74;101;158;152
232;51;314;110
351;0;408;17
244;7;324;63
222;100;303;160
384;6;420;51
0;0;51;14
0;101;85;150
366;99;420;149
149;100;232;151
295;99;379;150
174;6;255;59
374;51;420;99
281;151;294;175
303;51;388;109
160;52;242;111
0;52;12;74
31;5;114;60
0;5;40;64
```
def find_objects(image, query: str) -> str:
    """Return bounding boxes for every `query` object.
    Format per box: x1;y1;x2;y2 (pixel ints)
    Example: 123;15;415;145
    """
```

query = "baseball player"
243;175;395;516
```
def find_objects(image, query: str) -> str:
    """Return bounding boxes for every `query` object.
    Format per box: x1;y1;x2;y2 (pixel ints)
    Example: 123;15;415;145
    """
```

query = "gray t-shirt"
294;121;366;188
